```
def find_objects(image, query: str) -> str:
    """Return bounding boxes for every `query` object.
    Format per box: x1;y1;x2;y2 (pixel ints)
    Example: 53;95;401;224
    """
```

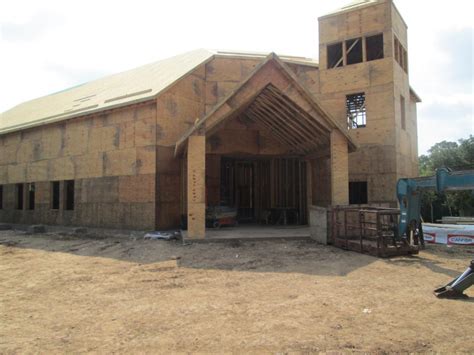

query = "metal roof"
0;49;319;135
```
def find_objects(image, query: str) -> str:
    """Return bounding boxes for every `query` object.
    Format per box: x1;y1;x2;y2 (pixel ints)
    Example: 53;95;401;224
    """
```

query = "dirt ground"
0;230;473;353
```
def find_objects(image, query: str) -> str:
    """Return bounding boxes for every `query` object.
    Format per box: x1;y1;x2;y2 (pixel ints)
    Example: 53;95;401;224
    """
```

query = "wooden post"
187;135;206;239
330;130;349;205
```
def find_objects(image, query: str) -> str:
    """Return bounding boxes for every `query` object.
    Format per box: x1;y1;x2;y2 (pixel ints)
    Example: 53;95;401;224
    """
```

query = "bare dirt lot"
0;230;473;353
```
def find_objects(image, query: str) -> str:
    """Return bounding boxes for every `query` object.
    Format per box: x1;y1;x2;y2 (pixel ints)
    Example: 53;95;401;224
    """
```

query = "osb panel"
187;135;205;238
204;102;233;130
104;108;135;126
156;93;205;146
368;172;398;203
391;4;408;46
320;64;370;94
2;132;21;146
157;173;180;203
26;160;49;182
165;72;205;104
16;140;41;164
103;148;137;176
135;116;156;147
206;154;220;206
0;144;17;165
35;181;50;205
118;121;135;149
187;136;205;204
80;177;119;203
136;145;156;175
49;156;75;180
64;121;89;156
367;59;394;87
291;65;320;95
76;202;154;230
88;126;120;152
119;174;155;203
156;201;181;229
133;103;157;121
348;145;397;175
205;57;242;82
330;130;349;204
0;165;8;184
257;129;289;155
240;59;261;78
216;81;239;102
7;164;26;183
73;152;104;179
0;102;158;200
205;81;218;106
40;125;64;160
21;128;42;142
207;129;259;155
187;202;205;238
312;157;331;207
319;3;389;44
156;146;180;174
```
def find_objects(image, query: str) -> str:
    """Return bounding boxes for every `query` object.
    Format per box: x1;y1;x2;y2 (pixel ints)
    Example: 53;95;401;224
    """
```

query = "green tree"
419;135;474;220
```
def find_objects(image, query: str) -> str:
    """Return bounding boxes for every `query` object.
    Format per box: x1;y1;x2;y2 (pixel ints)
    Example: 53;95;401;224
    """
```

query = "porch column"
187;135;206;239
330;130;349;205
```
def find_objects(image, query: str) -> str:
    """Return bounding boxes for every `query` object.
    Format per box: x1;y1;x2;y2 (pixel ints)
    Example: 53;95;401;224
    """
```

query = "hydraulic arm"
396;168;474;243
396;168;474;299
434;260;474;299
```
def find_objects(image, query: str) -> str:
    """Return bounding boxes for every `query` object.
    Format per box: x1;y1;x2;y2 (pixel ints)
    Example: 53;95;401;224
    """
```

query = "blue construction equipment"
396;168;474;298
397;168;474;244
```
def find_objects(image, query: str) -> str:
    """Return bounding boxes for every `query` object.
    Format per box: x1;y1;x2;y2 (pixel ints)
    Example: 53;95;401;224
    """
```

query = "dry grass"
0;230;473;353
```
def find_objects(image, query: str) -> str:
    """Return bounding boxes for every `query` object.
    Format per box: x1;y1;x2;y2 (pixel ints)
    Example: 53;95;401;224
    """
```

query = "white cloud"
1;0;472;154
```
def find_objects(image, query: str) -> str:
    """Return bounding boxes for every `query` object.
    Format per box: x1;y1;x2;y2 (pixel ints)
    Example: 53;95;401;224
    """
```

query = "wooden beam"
265;85;331;136
252;97;316;148
245;109;302;151
249;103;313;153
259;89;329;147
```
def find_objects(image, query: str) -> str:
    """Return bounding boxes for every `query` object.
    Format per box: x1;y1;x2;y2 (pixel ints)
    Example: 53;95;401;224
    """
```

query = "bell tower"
317;0;419;206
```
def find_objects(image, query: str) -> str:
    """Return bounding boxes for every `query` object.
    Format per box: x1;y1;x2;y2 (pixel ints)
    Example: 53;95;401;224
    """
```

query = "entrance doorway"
219;157;308;225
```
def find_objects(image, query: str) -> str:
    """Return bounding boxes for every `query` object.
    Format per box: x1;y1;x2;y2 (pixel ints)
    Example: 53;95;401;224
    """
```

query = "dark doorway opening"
219;157;307;225
349;181;368;204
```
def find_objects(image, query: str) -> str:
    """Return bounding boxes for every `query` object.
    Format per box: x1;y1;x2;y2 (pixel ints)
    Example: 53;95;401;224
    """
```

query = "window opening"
345;37;362;65
366;34;384;61
327;42;343;68
346;93;366;129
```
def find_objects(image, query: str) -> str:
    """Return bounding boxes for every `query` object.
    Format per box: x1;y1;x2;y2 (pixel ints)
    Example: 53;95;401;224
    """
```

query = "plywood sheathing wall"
315;0;417;205
155;63;206;229
0;102;157;229
155;56;276;229
391;5;418;179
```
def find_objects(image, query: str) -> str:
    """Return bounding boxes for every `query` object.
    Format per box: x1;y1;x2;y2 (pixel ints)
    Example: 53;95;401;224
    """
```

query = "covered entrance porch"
219;157;308;225
175;53;356;239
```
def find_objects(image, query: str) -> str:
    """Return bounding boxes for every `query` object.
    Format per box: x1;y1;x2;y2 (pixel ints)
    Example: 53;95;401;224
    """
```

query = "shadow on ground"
0;230;472;279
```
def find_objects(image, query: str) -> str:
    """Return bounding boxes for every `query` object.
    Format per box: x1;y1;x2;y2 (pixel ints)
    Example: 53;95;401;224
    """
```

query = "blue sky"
0;0;472;155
